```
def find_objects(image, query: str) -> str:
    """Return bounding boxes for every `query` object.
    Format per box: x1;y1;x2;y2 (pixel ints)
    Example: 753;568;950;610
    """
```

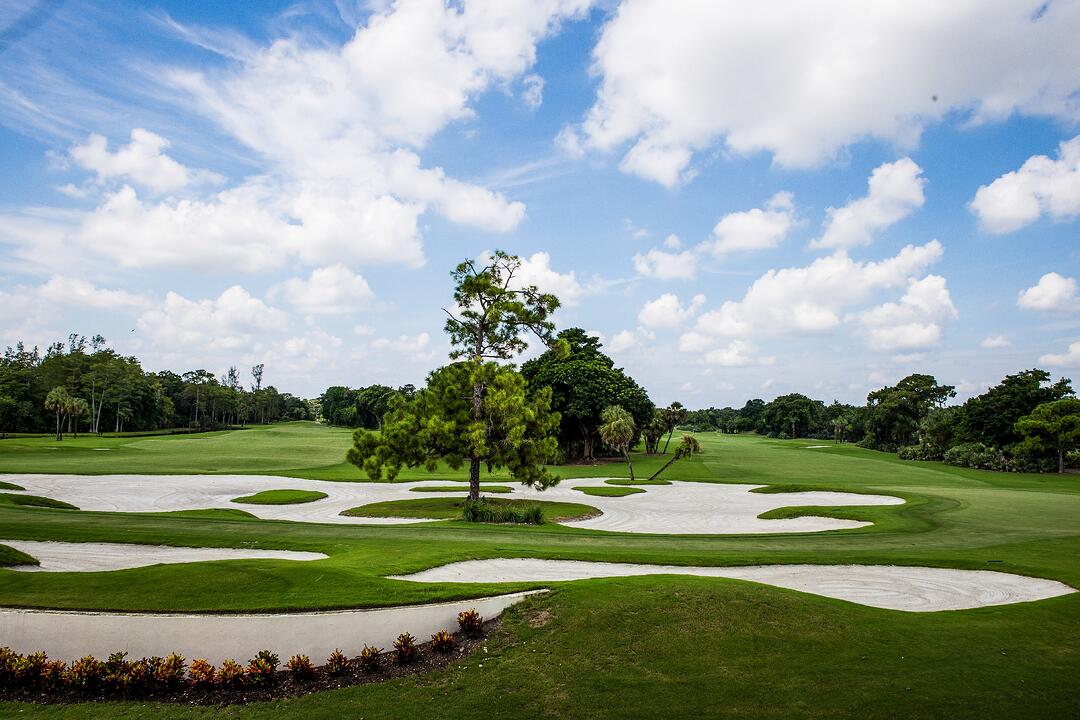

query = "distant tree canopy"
318;384;416;430
521;328;654;462
865;374;956;450
0;335;309;435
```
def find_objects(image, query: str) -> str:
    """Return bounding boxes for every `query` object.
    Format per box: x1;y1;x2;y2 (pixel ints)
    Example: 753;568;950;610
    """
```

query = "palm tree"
44;386;73;441
67;397;90;439
599;405;636;480
647;434;702;482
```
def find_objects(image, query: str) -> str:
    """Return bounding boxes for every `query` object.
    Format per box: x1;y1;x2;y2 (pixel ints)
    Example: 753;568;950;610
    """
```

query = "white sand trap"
1;540;326;573
0;591;540;664
391;559;1076;612
0;473;903;534
803;445;831;449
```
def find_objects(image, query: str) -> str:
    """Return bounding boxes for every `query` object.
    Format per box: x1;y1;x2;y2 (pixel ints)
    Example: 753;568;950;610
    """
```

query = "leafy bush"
218;659;245;688
461;499;544;524
393;633;418;665
102;651;132;693
65;655;103;691
325;649;349;676
430;630;456;653
286;654;316;681
156;653;186;689
14;651;47;690
457;609;484;637
0;647;18;688
246;650;279;685
126;658;154;693
943;442;1006;471
187;658;215;688
357;645;382;673
41;659;66;690
897;442;943;461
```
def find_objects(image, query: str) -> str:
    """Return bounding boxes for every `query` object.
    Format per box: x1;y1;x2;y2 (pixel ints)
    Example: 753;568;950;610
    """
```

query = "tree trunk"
580;423;594;462
468;457;481;501
623;448;635;481
55;409;61;441
648;453;679;482
1059;447;1065;474
662;429;674;454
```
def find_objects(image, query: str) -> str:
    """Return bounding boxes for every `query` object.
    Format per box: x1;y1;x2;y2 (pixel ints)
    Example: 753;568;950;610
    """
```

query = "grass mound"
0;492;77;510
157;508;258;520
605;478;671;486
0;543;37;568
341;497;599;523
409;484;512;493
231;489;329;505
0;481;24;491
574;485;645;497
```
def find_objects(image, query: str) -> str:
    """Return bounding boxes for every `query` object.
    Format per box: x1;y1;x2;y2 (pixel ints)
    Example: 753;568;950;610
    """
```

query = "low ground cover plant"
461;499;544;524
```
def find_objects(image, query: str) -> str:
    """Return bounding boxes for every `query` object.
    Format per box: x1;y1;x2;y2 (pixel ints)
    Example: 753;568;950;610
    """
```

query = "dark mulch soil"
1;619;500;706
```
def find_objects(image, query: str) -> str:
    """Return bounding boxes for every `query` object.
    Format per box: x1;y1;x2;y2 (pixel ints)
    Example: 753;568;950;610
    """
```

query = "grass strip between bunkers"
231;489;329;505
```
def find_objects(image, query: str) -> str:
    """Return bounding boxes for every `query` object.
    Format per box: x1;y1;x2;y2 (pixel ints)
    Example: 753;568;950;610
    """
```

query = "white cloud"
373;332;431;353
353;324;375;336
1017;272;1079;312
1039;341;1080;367
980;335;1010;349
692;240;945;339
274;264;374;315
813;158;926;249
633;247;697;280
571;1;1080;185
706;192;795;255
663;233;681;249
522;74;545;109
136;286;285;351
514;251;591;306
608;329;637;352
970;136;1080;233
703;339;757;367
37;276;149;311
69;128;222;193
854;274;958;351
638;293;705;329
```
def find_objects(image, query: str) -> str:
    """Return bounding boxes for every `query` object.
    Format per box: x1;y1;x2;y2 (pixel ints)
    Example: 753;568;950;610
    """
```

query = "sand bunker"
391;559;1076;612
1;539;326;573
0;591;540;664
0;473;903;534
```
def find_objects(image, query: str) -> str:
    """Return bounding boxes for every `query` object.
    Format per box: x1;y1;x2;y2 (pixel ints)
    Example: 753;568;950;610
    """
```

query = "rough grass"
0;480;24;490
573;485;645;497
0;493;78;510
231;489;328;505
340;497;599;523
0;543;37;567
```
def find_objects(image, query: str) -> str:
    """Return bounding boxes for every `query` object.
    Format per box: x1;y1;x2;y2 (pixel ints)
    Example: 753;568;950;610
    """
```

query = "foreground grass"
231;489;328;505
340;497;599;522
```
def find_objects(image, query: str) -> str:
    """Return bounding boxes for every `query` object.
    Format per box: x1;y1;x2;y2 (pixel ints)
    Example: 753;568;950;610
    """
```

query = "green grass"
604;477;671;485
573;485;645;497
0;480;24;490
0;492;78;510
0;543;36;567
0;427;1078;717
409;484;512;493
154;509;257;520
231;489;329;505
340;497;600;522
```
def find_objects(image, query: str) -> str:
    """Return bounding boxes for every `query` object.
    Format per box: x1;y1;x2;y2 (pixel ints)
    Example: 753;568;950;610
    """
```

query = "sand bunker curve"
0;473;904;534
1;539;327;572
391;559;1076;612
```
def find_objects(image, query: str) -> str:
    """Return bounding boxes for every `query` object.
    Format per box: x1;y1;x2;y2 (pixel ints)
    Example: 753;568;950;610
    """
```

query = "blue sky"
1;0;1079;405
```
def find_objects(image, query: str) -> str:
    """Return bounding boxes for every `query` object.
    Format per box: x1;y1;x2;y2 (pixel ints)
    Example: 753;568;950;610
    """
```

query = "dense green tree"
44;386;72;440
521;328;653;462
958;369;1072;449
599;405;636;480
760;394;824;438
659;401;688;453
865;374;956;450
347;362;559;495
1015;398;1080;473
642;410;667;454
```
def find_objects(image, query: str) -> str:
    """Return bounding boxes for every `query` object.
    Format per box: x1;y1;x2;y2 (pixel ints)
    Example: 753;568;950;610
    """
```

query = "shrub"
286;654;316;681
246;650;279;685
325;649;349;676
41;659;66;690
357;645;382;673
457;609;483;637
187;659;215;688
897;442;942;461
943;442;1006;471
126;658;154;693
102;651;132;693
14;651;47;690
461;499;544;525
0;647;18;688
218;659;245;688
65;655;103;691
393;633;418;665
156;653;187;689
430;630;456;653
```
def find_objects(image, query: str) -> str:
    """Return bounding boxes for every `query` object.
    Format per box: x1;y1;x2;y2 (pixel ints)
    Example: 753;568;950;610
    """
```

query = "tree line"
0;334;310;438
684;369;1078;472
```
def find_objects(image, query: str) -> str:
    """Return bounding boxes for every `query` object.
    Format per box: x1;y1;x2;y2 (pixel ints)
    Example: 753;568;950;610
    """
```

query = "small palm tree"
67;397;90;438
599;405;636;480
647;434;702;482
44;386;73;441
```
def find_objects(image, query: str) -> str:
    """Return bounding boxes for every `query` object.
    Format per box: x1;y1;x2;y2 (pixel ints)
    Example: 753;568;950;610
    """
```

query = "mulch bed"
1;618;501;705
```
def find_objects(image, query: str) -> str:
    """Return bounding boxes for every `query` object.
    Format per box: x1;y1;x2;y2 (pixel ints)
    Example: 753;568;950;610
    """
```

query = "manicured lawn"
231;489;329;505
573;485;645;497
340;497;599;522
0;492;78;510
409;485;512;493
0;426;1077;717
